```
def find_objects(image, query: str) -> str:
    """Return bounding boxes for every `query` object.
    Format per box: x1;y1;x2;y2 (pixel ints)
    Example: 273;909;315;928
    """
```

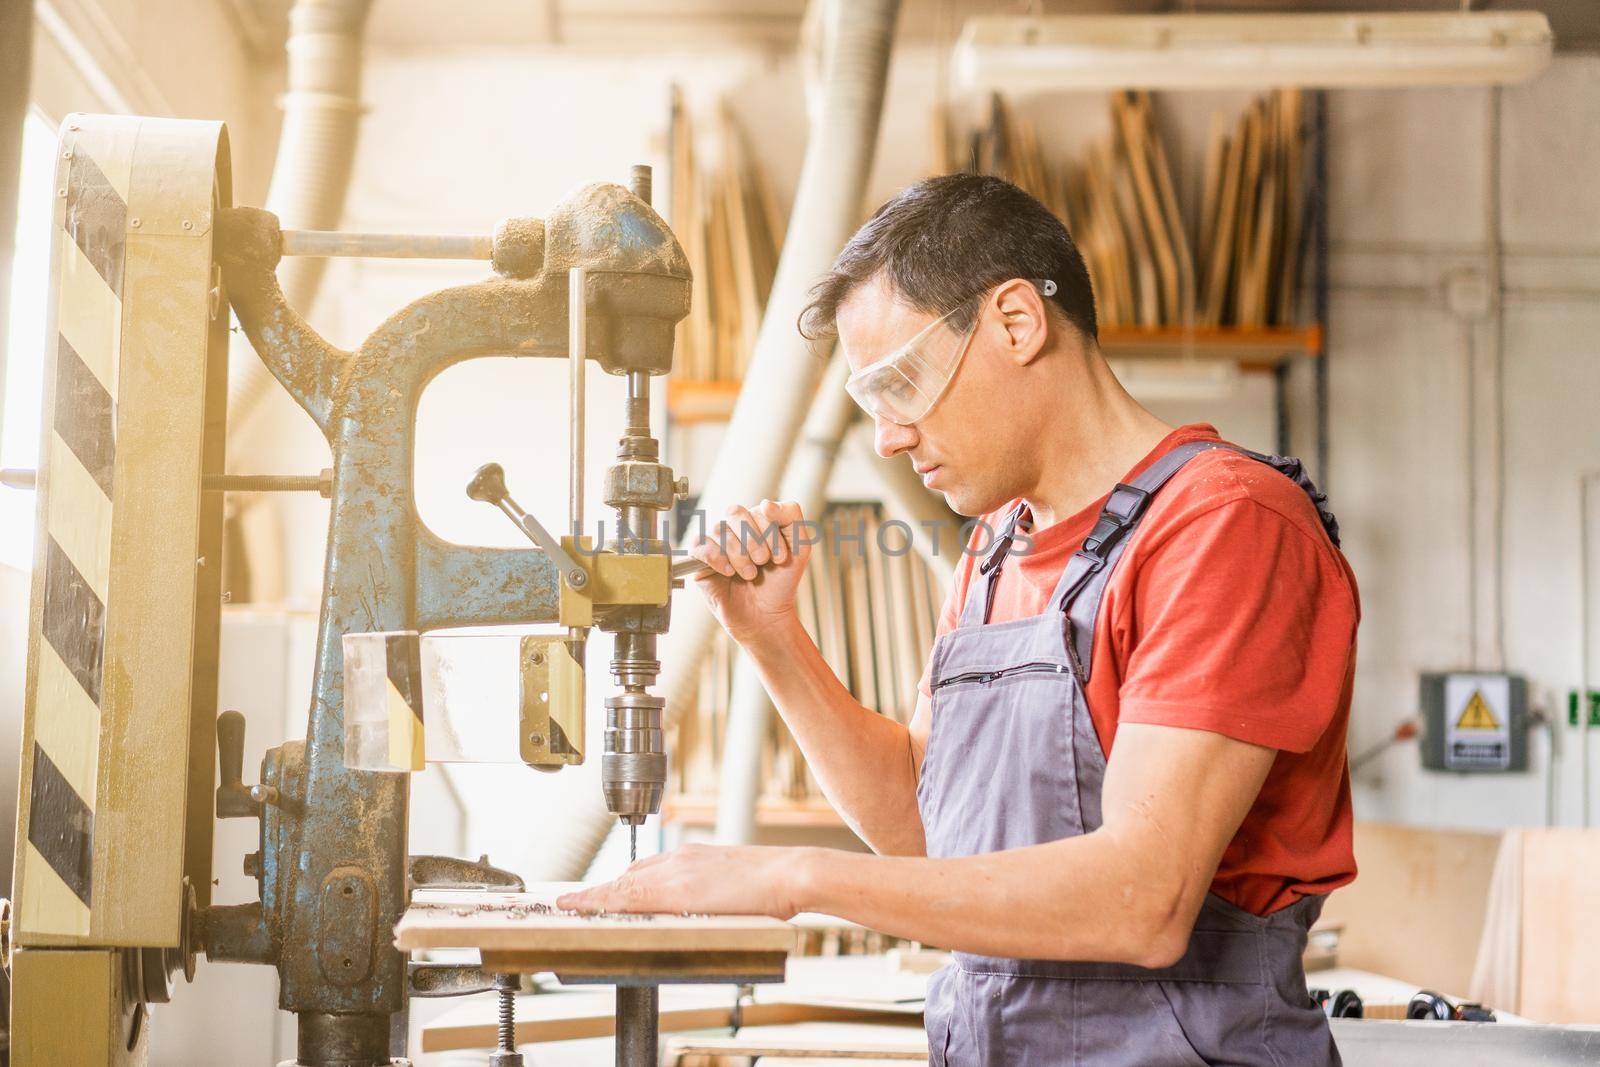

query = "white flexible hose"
714;352;856;844
228;0;373;428
545;0;902;878
660;0;902;745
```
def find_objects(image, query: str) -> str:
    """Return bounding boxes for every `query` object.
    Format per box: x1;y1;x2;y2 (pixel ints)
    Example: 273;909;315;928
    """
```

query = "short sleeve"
1115;498;1357;753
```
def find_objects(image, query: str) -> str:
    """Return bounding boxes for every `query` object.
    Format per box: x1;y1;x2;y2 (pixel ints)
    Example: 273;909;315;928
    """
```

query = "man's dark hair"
799;173;1098;343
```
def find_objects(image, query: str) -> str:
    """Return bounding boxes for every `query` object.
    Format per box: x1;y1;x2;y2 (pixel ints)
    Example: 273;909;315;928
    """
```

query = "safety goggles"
843;279;1057;426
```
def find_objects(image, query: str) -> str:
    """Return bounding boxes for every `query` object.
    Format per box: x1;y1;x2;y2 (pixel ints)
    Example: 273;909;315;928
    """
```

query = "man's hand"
555;844;808;920
688;499;812;645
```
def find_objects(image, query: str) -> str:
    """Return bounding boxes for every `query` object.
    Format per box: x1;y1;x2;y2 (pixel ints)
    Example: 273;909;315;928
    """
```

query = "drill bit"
629;824;638;864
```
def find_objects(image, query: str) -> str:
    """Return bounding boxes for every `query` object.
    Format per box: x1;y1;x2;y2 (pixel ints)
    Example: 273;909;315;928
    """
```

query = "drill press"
462;237;706;872
5;109;711;1064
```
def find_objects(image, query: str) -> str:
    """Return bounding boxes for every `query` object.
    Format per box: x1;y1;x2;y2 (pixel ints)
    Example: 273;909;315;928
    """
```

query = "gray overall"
916;441;1344;1067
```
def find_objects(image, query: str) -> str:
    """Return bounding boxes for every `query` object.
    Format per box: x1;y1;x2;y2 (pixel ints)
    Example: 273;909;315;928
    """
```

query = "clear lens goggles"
843;279;1057;426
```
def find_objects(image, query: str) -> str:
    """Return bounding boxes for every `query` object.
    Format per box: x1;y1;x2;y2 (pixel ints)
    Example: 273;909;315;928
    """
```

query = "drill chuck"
602;691;666;824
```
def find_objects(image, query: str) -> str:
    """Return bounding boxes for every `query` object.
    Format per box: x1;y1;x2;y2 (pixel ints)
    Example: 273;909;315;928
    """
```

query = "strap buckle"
1079;483;1151;559
1056;483;1151;612
978;504;1029;575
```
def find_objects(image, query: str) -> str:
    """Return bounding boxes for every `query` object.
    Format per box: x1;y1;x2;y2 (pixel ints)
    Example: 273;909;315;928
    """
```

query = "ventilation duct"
228;0;373;429
713;352;855;845
546;0;902;878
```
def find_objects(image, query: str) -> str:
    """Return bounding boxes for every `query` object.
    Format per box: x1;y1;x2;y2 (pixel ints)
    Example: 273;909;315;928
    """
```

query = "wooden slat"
481;948;788;981
1518;828;1600;1023
1201;109;1247;327
396;886;796;955
668;1023;928;1062
420;986;889;1053
1112;91;1180;326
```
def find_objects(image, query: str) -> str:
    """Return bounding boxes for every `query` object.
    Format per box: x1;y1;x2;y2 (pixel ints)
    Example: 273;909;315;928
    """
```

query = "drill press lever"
466;463;590;590
466;462;712;584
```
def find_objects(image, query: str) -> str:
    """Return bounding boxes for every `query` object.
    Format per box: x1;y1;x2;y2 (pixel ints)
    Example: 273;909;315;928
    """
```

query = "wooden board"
397;886;795;957
667;1022;929;1062
1200;117;1244;327
419;955;928;1053
419;985;891;1053
1316;823;1501;998
1275;88;1306;326
1137;93;1195;326
1518;828;1600;1023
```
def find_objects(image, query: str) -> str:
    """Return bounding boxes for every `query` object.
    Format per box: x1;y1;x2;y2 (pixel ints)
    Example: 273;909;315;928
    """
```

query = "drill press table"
397;884;796;1065
397;885;795;980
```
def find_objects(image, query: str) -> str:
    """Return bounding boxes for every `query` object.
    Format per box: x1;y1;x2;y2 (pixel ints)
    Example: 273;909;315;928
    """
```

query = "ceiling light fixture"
953;12;1553;94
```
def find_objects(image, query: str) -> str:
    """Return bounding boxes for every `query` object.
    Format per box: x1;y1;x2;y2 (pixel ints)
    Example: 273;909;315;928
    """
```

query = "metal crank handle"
670;555;788;582
465;462;589;590
671;557;714;581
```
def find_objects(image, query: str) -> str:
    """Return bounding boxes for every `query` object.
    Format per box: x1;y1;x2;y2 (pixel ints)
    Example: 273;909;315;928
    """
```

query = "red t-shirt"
919;424;1358;915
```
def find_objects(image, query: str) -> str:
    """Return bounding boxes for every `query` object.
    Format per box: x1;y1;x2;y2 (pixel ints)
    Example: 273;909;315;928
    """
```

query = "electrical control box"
1420;672;1527;773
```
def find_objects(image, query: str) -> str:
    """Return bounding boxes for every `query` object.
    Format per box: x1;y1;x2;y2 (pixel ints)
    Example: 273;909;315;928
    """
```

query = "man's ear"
991;278;1050;366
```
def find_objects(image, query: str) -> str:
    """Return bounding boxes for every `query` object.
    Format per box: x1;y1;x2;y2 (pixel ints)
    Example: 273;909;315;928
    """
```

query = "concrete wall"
1329;63;1600;829
28;0;278;203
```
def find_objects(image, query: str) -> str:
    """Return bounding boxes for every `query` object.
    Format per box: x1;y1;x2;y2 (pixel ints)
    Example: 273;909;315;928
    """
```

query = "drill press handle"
467;462;590;589
467;461;715;583
215;710;258;819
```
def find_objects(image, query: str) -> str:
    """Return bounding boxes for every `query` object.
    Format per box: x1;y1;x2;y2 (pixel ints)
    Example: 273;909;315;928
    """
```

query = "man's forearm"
740;613;925;855
789;829;1192;968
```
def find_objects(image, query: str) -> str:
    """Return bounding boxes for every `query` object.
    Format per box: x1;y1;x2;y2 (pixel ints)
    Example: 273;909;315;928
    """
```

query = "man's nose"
874;415;918;459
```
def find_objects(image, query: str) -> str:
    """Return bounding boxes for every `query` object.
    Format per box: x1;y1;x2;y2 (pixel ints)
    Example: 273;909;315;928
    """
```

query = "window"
1;110;59;572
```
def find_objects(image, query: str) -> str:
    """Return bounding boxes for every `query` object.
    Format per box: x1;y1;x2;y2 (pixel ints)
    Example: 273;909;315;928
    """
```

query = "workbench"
412;950;1600;1065
397;884;797;1064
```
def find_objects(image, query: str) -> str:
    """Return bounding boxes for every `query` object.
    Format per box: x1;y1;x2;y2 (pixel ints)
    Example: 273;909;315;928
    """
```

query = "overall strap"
1052;441;1229;680
1054;440;1340;681
958;501;1030;628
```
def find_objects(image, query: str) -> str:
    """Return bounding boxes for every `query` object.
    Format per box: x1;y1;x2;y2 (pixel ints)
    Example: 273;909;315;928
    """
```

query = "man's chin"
941;484;1008;519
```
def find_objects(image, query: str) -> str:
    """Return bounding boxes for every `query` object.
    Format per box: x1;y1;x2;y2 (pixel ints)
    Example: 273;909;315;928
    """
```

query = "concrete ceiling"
221;0;1600;58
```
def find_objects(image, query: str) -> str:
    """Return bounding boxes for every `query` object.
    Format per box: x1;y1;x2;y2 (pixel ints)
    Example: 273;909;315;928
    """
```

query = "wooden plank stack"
672;503;946;805
955;89;1308;331
669;86;787;383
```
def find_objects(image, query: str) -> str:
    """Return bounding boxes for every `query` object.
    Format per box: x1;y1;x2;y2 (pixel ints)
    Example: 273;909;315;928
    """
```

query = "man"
560;174;1358;1066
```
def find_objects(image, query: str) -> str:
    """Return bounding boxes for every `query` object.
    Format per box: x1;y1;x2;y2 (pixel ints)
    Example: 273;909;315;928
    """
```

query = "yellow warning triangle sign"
1456;689;1500;730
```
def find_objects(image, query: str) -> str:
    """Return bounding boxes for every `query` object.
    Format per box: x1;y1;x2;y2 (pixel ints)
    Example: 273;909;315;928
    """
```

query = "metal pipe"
206;472;329;493
295;1011;389;1067
614;985;658;1067
629;163;652;206
279;229;492;260
625;371;650;440
571;267;587;540
2;469;333;494
620;371;654;546
1313;90;1330;489
1581;471;1599;828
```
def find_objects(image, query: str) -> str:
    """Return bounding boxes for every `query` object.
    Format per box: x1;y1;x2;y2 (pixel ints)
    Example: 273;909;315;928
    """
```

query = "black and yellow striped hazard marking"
385;635;426;772
17;119;133;937
342;631;428;772
344;631;427;772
